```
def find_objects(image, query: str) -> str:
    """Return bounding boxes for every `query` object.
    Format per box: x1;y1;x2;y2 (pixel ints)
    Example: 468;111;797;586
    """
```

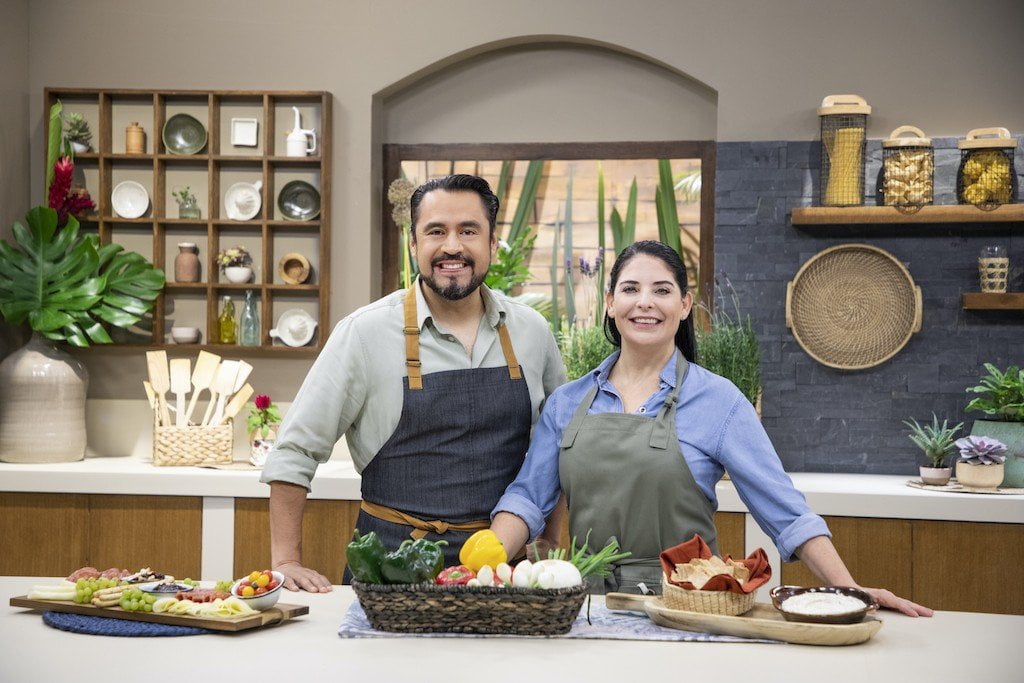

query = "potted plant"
903;414;962;485
965;364;1024;487
695;275;761;415
0;104;165;463
64;112;92;154
953;436;1007;489
246;394;282;467
217;246;253;283
173;186;201;220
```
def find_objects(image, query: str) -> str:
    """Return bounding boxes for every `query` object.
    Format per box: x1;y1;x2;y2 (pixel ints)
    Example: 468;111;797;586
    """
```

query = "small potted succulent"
217;245;253;283
64;112;93;153
965;364;1024;488
904;414;962;485
173;186;201;220
953;436;1007;489
246;394;282;467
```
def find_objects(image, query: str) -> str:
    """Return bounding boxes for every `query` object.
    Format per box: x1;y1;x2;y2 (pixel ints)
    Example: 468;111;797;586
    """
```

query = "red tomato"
267;581;279;591
255;586;268;595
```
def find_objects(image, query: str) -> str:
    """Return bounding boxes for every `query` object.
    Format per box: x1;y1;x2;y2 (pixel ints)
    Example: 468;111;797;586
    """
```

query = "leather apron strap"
360;500;489;540
403;282;522;389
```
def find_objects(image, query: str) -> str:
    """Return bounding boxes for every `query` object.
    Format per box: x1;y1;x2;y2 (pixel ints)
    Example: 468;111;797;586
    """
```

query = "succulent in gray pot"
953;436;1008;490
903;414;962;486
965;364;1024;488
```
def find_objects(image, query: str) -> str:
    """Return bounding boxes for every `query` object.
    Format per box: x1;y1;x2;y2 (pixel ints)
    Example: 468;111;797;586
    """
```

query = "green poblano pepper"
346;529;386;584
409;538;446;580
379;538;449;584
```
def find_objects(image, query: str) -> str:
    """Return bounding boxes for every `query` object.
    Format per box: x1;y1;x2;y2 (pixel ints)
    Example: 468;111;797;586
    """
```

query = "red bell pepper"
435;565;476;586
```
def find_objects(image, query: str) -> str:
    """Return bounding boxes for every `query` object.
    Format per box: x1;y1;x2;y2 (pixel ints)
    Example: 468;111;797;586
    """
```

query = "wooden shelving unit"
961;293;1024;311
45;87;331;352
792;205;1024;225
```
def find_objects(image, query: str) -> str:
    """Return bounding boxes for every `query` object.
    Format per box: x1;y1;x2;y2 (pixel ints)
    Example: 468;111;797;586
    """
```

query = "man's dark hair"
409;174;499;239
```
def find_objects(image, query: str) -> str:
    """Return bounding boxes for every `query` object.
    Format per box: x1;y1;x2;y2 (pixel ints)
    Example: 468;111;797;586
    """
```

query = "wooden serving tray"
10;596;308;633
605;593;882;646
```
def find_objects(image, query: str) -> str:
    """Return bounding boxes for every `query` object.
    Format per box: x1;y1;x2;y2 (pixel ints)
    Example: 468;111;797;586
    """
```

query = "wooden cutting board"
10;596;308;633
606;593;882;646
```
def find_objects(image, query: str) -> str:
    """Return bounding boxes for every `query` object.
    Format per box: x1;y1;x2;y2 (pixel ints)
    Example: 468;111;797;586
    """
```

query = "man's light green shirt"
260;281;566;490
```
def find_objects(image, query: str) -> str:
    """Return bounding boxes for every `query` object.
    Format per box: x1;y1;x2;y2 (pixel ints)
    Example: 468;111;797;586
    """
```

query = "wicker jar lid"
882;125;932;148
786;244;922;370
817;94;872;116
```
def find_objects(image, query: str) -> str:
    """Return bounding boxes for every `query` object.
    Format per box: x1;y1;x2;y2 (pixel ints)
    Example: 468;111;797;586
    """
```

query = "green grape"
145;594;156;604
143;603;152;612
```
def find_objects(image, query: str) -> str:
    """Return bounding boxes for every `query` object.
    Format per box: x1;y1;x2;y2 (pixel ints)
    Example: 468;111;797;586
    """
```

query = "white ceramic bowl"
224;181;262;220
231;570;284;611
111;181;150;219
170;326;200;344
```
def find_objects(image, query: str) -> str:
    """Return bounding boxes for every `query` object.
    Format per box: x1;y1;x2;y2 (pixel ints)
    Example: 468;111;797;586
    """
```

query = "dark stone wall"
714;137;1024;474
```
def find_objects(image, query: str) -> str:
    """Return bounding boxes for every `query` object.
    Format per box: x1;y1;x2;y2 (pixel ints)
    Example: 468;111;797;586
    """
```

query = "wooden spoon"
214;383;254;427
207;360;240;426
146;351;171;427
232;360;254;395
187;351;220;426
169;358;191;427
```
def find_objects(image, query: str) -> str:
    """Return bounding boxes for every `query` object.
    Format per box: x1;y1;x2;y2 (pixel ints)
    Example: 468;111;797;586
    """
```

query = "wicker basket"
661;577;756;616
786;244;922;370
882;125;934;207
153;421;233;466
352;581;588;635
957;127;1017;206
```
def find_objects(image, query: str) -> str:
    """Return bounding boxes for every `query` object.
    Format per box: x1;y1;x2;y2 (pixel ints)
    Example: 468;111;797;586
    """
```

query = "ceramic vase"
224;266;253;284
174;242;201;283
919;465;952;486
0;333;88;463
970;420;1024;488
956;461;1004;489
249;425;277;468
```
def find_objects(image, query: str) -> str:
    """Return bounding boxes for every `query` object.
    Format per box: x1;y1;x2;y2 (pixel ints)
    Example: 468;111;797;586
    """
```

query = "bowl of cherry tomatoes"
231;569;284;611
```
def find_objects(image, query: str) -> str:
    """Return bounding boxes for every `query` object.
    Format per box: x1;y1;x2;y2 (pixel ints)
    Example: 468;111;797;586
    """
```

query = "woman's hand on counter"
861;587;933;617
274;560;333;593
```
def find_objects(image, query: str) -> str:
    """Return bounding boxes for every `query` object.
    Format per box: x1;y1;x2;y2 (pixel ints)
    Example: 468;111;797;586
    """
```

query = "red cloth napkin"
659;534;772;594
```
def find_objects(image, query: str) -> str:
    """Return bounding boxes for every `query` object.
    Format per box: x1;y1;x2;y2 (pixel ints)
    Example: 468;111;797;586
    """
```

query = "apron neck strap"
403;282;522;391
649;351;689;449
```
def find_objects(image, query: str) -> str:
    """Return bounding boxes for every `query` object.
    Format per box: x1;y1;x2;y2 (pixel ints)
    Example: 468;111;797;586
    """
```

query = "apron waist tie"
360;500;490;540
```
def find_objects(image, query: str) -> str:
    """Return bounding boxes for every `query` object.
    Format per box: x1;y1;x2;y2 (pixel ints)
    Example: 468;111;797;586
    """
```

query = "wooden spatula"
170;358;191;427
146;351;171;427
207;360;240;426
187;351;220;426
214;382;254;427
232;360;254;394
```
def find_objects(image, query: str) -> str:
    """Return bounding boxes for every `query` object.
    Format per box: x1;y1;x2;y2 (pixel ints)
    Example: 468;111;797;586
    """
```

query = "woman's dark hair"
603;240;697;363
409;174;499;238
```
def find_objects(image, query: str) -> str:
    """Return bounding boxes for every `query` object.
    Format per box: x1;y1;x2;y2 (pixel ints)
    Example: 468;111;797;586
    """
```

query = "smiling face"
410;189;497;301
605;253;692;352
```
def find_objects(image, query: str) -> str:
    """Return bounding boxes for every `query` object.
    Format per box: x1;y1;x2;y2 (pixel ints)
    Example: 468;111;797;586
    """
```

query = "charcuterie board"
605;593;882;646
10;596;308;633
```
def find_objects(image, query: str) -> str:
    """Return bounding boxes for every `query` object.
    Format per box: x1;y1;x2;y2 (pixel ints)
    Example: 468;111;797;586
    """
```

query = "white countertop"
1;455;1021;523
3;577;1021;683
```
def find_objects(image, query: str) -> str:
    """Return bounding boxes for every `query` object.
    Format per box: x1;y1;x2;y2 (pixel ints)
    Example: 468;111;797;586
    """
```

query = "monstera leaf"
0;206;165;347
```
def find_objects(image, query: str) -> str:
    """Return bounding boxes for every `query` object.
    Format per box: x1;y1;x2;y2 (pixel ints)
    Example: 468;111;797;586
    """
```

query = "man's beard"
421;253;487;301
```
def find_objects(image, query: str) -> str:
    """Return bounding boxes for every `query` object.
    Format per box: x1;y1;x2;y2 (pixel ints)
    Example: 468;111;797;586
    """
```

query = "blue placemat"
338;600;780;643
43;611;214;637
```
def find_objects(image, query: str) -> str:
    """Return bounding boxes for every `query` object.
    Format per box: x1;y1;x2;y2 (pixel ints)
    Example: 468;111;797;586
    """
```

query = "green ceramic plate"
162;114;207;155
277;180;320;221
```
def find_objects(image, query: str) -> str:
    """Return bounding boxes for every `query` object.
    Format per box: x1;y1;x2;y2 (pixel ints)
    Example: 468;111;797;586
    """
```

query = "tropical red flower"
48;156;96;227
254;394;271;410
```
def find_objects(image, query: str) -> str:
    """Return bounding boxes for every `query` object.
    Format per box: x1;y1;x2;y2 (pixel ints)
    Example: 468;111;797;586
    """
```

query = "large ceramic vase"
0;333;88;463
970;420;1024;488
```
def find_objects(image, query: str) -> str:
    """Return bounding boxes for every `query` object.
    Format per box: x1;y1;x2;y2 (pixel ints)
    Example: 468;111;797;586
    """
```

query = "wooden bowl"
278;253;310;285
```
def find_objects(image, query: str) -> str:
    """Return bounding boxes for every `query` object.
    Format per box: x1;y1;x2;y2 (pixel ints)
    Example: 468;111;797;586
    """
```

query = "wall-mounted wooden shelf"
961;293;1024;311
46;87;332;353
792;205;1024;225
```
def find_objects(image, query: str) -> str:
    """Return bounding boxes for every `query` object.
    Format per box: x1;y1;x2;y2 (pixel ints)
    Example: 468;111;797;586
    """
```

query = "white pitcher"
286;106;317;157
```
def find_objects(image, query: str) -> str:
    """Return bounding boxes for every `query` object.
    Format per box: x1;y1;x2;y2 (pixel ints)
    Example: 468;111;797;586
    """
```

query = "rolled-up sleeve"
716;396;831;561
491;389;564;538
260;316;369;490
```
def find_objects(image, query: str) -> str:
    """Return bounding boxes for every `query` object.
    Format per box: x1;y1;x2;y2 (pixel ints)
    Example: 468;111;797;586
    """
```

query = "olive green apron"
558;351;718;595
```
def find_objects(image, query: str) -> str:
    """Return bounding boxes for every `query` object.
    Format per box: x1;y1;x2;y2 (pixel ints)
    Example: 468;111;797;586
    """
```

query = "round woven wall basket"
786;244;921;370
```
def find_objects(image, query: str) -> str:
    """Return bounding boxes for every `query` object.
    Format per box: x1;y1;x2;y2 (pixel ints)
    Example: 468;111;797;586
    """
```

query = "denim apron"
559;351;718;594
352;284;533;571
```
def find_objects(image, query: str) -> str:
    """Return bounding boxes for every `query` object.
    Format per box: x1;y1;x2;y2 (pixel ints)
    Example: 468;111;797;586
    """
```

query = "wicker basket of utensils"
352;580;589;635
152;420;233;466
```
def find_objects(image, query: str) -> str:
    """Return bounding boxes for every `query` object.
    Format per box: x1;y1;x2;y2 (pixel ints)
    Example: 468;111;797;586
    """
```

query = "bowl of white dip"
770;585;877;624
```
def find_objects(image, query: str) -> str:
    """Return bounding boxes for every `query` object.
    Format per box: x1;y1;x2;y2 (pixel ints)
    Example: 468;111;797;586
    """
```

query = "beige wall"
10;0;1024;399
0;0;29;244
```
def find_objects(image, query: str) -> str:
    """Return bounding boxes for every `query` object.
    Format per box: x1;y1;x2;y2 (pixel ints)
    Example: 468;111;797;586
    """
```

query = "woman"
491;241;930;616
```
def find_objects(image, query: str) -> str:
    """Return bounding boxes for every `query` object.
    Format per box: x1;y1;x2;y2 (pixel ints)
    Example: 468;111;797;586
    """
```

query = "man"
261;174;566;591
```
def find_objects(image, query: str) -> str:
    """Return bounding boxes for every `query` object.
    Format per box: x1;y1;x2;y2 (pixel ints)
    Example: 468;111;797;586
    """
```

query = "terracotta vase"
174;242;201;283
0;333;88;463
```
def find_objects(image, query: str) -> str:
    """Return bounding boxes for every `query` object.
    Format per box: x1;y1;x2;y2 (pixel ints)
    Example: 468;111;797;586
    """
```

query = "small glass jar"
979;246;1009;293
177;195;201;219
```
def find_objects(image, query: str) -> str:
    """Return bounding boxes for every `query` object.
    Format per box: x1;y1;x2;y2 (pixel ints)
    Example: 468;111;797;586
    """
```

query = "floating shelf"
961;293;1024;311
792;205;1024;225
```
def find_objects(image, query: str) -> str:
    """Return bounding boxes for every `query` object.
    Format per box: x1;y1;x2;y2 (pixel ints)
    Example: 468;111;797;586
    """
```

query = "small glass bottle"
239;289;260;346
218;295;237;344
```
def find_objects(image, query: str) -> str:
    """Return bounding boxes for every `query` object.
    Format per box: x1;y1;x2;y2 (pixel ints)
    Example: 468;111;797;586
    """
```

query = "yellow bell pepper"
459;530;507;572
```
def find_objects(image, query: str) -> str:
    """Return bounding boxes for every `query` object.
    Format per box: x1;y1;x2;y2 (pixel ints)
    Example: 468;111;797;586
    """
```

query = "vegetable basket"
351;580;588;635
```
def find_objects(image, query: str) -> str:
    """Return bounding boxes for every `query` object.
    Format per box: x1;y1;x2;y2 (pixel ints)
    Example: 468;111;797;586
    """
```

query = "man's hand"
860;586;933;617
274;560;333;593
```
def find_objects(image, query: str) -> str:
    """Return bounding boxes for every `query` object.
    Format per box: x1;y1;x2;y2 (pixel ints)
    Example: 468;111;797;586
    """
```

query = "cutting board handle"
605;592;651;611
